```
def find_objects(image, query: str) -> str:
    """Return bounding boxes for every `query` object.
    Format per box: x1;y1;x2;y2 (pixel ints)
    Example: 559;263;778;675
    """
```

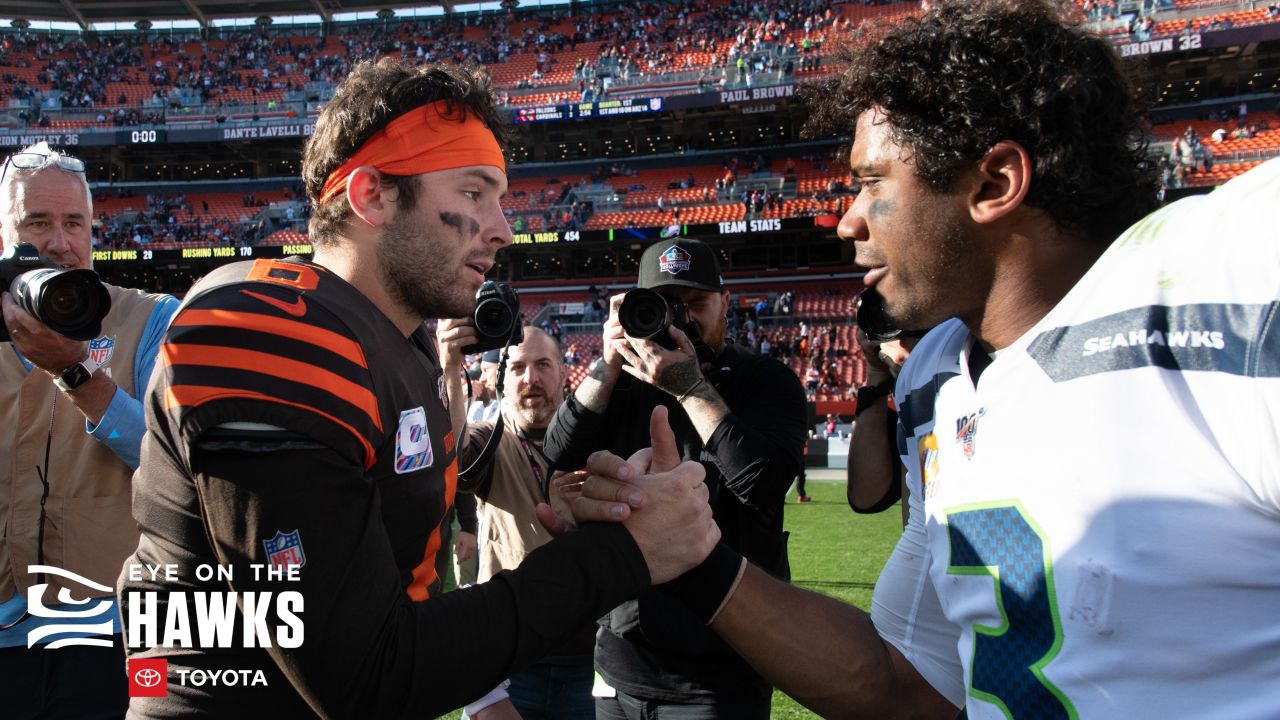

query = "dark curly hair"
804;0;1159;245
302;58;511;246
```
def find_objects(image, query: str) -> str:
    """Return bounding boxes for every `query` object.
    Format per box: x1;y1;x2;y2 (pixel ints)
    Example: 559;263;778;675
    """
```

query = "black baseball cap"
637;239;723;293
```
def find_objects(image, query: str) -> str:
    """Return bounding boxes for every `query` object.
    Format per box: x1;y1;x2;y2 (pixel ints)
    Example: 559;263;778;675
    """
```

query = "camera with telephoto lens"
0;242;111;343
619;288;689;351
856;288;902;343
461;280;523;354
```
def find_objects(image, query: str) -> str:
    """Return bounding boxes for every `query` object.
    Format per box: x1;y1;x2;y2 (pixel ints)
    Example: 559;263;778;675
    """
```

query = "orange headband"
319;100;506;205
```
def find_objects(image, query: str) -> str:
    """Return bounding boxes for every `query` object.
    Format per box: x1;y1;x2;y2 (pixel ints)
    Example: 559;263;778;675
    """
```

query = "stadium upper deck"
1;0;1277;260
3;0;1278;133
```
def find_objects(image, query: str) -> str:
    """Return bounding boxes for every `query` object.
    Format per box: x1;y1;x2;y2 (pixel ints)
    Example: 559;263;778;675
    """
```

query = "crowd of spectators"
576;0;847;89
1;0;878;123
1159;103;1275;189
0;33;145;107
5;0;1280;127
88;190;296;249
94;216;256;248
5;2;1271;237
1082;0;1174;23
157;33;315;105
509;198;591;234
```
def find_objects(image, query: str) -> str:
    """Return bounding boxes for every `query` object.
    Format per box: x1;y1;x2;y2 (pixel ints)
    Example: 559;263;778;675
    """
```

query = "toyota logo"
134;668;164;688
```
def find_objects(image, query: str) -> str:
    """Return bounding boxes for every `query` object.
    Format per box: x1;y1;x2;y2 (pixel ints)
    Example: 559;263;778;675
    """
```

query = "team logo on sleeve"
395;406;433;474
263;530;306;569
658;245;691;275
88;336;115;366
955;408;985;458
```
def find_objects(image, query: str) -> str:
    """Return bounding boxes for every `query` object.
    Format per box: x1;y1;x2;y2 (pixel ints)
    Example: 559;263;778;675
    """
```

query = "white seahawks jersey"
871;158;1280;719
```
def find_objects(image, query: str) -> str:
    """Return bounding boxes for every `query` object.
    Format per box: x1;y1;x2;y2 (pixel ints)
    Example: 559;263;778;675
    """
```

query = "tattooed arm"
616;324;731;444
574;293;628;413
575;352;623;414
545;295;627;469
660;357;731;443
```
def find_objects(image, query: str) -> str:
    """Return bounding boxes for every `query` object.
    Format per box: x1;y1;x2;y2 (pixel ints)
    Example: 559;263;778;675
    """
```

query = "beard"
885;212;972;333
378;209;474;320
512;385;562;429
687;311;727;365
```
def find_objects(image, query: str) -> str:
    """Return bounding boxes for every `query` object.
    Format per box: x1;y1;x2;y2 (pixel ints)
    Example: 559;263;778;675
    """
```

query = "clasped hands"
535;405;718;584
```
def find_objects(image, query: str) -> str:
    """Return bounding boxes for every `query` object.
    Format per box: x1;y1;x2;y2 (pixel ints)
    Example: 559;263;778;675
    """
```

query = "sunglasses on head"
0;151;86;185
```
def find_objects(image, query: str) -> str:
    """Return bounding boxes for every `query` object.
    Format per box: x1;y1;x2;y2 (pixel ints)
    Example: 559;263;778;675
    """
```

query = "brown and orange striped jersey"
157;258;456;598
120;258;650;718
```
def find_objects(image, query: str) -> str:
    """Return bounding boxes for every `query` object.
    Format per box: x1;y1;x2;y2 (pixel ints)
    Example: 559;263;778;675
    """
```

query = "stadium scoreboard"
91;216;842;265
92;243;314;263
124;129;169;145
514;97;664;124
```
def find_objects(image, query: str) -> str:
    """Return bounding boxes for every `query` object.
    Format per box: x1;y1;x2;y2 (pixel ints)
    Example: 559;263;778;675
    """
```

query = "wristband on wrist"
654;543;746;624
676;377;705;402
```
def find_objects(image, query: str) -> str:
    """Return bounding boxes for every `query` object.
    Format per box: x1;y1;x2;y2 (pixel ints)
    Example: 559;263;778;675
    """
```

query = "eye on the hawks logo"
24;564;115;649
955;408;985;458
88;335;115;366
263;530;306;570
658;245;692;275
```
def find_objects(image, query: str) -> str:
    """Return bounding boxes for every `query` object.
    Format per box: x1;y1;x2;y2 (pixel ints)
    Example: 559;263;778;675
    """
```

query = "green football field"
770;477;902;718
438;474;904;719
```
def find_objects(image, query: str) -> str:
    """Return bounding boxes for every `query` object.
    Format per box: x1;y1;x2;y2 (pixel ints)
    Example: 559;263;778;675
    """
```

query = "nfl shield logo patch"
395;406;433;474
88;336;115;366
955;408;985;459
263;530;306;569
659;245;691;275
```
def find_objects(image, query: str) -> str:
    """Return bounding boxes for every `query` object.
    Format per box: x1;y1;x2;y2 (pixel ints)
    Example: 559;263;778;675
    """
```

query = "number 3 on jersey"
947;503;1077;719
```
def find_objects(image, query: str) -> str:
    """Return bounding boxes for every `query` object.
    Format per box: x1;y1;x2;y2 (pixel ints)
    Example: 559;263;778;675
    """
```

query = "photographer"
0;143;178;718
544;238;807;719
439;322;595;719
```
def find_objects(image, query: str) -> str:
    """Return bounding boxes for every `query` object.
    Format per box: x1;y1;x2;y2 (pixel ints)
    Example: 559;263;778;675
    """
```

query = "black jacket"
544;344;807;702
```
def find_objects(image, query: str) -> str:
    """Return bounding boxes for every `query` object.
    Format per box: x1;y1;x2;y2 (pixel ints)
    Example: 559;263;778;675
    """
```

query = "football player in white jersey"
564;0;1280;718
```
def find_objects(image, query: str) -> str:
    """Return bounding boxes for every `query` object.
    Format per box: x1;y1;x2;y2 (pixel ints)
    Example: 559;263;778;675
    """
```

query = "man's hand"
453;531;477;563
2;290;88;375
616;325;704;399
535;470;588;536
436;317;478;375
574;293;630;415
855;327;896;388
578;406;718;584
536;406;720;583
600;294;629;370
